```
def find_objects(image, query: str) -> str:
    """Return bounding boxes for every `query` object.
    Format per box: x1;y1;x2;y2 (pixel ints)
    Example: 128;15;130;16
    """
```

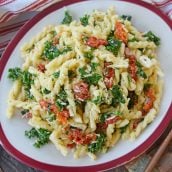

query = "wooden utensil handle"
145;129;172;172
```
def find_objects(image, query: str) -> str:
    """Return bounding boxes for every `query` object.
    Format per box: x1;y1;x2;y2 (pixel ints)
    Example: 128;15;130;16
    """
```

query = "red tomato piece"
128;55;137;81
98;39;108;46
22;112;32;119
50;104;59;114
58;108;70;124
83;133;97;144
96;123;108;131
39;100;59;114
142;98;153;115
86;36;99;48
145;88;155;99
39;99;49;109
73;81;90;101
103;62;115;89
104;62;114;78
132;119;142;129
68;129;96;145
67;143;76;149
125;48;137;80
60;109;70;118
128;91;138;108
68;129;83;144
104;77;114;89
86;36;108;48
125;47;133;58
106;116;121;125
52;36;59;45
104;62;111;68
37;64;46;73
142;88;155;116
114;21;128;44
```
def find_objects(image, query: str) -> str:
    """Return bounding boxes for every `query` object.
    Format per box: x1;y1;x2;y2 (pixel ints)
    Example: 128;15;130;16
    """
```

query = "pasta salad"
7;7;163;159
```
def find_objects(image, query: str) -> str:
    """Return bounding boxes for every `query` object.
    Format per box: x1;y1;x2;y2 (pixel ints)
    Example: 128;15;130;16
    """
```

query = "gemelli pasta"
7;7;163;159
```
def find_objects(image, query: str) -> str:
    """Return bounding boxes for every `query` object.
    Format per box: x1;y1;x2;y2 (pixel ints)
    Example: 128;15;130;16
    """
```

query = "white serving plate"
0;0;172;171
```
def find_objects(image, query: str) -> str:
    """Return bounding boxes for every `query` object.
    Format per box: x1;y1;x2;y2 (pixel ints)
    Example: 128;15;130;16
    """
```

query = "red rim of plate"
0;0;172;171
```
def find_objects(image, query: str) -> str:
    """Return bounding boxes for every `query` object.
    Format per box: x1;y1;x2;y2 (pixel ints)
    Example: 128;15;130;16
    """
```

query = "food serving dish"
0;0;172;171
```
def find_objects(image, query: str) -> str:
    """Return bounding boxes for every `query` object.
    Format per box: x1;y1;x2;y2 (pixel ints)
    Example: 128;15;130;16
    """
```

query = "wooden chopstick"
145;129;172;172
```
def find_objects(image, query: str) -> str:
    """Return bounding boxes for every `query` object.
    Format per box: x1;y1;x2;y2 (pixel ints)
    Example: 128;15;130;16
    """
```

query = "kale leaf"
8;67;22;81
55;88;68;110
53;71;60;78
21;71;35;99
21;109;29;115
61;11;72;25
80;14;90;26
111;85;125;104
120;124;129;134
42;88;51;94
92;96;102;105
46;113;56;122
137;67;147;79
106;32;121;56
78;67;87;76
43;41;72;60
25;128;51;148
88;133;106;153
21;71;34;87
100;111;121;123
128;37;139;42
61;46;72;54
136;62;147;79
8;68;35;99
85;73;102;85
43;41;60;60
84;51;94;60
78;67;102;85
90;62;99;72
121;15;132;21
100;112;111;123
144;31;160;46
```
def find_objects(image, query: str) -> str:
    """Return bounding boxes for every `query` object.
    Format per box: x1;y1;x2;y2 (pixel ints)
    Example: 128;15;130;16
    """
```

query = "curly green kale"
144;31;160;46
25;128;51;148
88;133;106;153
61;11;72;25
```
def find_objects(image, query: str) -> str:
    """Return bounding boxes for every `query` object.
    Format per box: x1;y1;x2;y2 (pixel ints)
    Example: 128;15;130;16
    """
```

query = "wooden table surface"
0;145;127;172
0;122;171;172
